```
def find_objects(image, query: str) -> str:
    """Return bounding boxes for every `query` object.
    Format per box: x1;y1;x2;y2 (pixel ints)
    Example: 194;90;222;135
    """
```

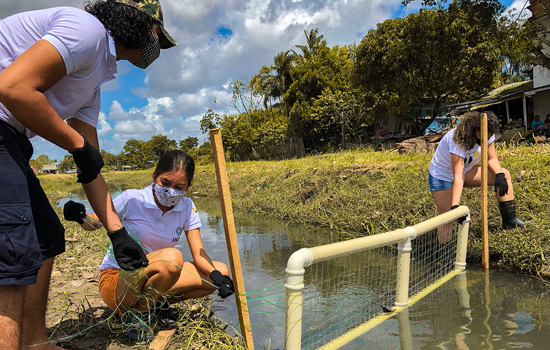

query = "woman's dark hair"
85;0;153;50
153;150;195;184
453;110;500;150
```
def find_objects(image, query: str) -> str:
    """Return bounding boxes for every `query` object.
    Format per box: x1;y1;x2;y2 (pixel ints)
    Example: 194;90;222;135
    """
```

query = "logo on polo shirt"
176;227;183;236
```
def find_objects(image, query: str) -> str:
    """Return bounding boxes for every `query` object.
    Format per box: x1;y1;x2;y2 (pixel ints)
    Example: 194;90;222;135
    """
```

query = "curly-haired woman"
429;111;527;233
0;1;176;349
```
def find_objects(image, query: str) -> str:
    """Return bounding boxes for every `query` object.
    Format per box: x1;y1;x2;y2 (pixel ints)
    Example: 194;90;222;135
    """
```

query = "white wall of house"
532;3;550;117
533;10;550;88
533;65;550;88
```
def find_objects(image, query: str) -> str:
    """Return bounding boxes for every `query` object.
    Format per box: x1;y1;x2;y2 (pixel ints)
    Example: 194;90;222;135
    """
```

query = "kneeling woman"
429;111;527;231
64;150;233;342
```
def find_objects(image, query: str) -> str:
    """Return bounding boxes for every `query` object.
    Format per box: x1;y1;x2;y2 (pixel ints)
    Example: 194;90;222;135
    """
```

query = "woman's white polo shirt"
99;185;201;270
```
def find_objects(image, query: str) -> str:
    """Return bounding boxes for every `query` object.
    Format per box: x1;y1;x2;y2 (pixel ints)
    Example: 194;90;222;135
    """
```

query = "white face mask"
153;183;186;207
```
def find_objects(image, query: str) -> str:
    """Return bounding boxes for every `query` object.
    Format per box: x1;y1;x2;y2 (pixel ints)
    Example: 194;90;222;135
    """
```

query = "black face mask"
133;32;161;69
475;137;481;146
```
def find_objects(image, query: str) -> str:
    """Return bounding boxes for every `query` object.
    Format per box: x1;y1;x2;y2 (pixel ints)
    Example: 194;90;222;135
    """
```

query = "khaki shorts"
99;268;120;311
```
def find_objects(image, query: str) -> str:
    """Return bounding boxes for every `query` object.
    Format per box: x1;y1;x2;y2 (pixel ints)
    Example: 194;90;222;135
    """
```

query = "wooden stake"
148;329;176;350
480;113;489;270
209;129;255;350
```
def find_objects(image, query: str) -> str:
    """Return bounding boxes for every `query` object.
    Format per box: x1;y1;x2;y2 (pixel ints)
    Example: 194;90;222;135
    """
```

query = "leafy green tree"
286;42;358;150
309;88;369;149
33;154;54;170
145;135;177;161
354;3;502;135
251;50;297;111
179;137;199;153
219;109;289;160
58;154;75;173
402;0;550;70
188;141;213;165
123;139;146;168
100;150;117;171
200;109;222;134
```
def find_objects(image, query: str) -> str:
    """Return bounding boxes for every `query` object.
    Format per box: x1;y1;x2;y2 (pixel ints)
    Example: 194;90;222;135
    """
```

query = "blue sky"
0;0;528;161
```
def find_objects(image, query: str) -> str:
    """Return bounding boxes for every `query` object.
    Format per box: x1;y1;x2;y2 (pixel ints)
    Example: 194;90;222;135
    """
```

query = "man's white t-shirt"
99;185;202;270
429;128;495;182
0;7;117;139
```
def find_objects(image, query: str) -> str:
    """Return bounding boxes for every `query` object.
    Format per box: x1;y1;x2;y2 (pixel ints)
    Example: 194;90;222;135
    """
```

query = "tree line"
31;135;212;173
201;0;547;160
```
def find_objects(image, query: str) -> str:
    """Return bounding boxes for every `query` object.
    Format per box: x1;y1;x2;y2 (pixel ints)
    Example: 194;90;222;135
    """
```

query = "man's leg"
0;285;26;350
21;257;65;350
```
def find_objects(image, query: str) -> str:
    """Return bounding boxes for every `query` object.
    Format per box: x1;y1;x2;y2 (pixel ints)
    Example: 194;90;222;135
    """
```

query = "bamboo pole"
480;113;489;270
209;128;255;350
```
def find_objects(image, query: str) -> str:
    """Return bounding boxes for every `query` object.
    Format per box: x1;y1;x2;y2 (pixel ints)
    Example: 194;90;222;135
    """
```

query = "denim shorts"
428;174;453;192
0;121;65;285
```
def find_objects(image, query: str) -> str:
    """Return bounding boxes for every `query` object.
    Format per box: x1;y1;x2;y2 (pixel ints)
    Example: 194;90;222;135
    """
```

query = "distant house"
42;163;59;174
121;165;138;171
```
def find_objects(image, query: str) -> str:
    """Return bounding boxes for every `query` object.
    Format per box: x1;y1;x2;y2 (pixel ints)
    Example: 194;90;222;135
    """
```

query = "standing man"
0;1;177;349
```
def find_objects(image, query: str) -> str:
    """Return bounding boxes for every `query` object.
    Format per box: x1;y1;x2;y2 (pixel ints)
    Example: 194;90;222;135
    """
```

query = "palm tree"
295;28;326;59
252;49;296;110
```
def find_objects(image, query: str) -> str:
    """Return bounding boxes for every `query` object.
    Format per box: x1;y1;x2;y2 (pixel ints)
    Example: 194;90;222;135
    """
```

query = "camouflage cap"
113;0;177;49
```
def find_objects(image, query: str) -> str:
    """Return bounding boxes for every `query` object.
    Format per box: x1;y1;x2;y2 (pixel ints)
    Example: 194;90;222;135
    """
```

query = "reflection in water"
58;195;549;349
191;198;549;350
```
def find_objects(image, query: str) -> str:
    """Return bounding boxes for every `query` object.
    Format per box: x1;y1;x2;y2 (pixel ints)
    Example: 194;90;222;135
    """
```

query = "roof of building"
444;80;550;112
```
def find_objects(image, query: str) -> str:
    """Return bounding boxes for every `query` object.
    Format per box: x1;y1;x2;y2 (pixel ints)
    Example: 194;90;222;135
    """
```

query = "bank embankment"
190;144;549;277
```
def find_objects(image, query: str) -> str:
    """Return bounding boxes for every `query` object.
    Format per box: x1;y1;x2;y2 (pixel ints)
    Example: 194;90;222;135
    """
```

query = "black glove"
450;205;467;224
70;136;104;184
63;200;86;224
494;173;508;197
108;227;148;271
209;270;234;299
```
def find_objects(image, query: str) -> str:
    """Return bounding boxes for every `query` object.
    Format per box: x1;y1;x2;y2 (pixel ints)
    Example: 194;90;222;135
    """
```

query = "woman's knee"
213;262;230;276
158;248;184;267
148;249;183;277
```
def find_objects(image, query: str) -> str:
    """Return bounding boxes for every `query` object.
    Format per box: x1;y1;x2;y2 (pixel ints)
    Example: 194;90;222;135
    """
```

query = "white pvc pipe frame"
284;205;471;350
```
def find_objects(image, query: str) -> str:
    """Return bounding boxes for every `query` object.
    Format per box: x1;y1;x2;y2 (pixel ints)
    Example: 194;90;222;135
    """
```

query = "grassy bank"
190;144;549;276
42;144;549;276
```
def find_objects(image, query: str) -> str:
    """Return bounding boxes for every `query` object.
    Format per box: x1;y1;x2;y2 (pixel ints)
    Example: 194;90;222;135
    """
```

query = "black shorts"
0;121;65;286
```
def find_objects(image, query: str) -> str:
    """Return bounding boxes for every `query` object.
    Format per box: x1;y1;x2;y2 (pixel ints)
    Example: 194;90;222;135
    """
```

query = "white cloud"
97;112;112;136
6;0;405;160
506;0;532;19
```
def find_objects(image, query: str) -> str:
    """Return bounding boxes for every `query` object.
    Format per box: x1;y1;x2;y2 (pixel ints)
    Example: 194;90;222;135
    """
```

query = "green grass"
191;144;550;276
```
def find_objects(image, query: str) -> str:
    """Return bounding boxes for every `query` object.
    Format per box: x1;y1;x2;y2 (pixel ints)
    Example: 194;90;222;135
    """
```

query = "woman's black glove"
450;205;467;224
108;227;148;271
70;136;104;184
63;200;86;224
494;173;508;197
209;270;234;298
